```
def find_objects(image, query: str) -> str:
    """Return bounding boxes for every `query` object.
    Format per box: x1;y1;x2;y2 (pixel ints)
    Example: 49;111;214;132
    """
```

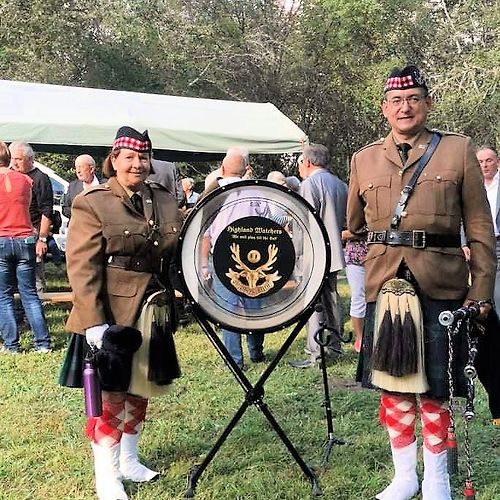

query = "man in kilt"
347;65;496;500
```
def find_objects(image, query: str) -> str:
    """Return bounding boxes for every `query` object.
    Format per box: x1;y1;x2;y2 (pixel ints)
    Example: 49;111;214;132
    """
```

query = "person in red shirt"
0;141;51;353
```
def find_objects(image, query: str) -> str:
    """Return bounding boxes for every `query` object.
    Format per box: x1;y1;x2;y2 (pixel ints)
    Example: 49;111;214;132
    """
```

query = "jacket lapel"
496;180;500;230
383;134;402;167
384;129;435;169
142;183;154;223
107;177;136;212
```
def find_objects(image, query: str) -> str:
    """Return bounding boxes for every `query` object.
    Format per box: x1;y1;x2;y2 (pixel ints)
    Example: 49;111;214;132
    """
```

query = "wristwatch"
38;237;48;243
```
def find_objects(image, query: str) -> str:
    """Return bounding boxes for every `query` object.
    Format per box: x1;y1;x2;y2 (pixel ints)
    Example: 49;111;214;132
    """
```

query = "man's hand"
36;239;48;257
201;266;212;282
463;299;491;320
341;229;353;241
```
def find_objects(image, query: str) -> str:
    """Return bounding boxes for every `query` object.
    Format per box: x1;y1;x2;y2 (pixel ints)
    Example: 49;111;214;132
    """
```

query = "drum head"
179;180;330;333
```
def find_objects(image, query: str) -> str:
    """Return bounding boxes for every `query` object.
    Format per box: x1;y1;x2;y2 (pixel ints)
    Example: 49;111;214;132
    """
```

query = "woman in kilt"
60;126;182;500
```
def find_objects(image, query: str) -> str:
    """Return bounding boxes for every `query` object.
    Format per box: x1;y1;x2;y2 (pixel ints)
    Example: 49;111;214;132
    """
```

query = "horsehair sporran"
371;278;428;393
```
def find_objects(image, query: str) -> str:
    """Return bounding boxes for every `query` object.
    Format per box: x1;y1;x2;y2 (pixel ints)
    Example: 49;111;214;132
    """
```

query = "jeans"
0;237;51;351
47;236;63;266
35;256;47;292
212;271;264;368
222;329;264;368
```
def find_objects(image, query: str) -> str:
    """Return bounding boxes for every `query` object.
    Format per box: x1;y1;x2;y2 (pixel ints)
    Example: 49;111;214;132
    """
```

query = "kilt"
356;293;469;400
59;332;88;388
59;290;180;398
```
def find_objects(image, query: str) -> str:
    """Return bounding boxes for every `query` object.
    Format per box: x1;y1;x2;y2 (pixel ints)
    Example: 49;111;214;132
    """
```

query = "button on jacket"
347;128;496;302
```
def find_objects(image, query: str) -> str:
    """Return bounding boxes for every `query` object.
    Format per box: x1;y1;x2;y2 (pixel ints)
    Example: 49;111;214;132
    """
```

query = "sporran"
371;278;429;393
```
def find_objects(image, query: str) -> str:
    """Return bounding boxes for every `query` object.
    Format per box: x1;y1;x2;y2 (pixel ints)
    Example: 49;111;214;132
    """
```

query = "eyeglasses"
385;95;428;108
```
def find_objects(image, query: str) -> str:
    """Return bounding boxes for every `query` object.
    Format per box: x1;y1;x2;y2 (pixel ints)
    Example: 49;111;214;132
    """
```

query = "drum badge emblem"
226;243;282;297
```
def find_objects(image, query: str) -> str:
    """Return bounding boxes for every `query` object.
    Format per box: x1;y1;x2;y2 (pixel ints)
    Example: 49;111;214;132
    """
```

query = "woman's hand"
85;324;110;349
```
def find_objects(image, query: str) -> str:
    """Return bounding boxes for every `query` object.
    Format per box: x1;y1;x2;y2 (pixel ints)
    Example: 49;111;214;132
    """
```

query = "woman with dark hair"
62;127;182;500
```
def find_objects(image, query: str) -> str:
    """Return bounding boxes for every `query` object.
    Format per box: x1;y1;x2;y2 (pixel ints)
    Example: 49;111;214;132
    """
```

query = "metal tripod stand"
185;307;322;498
313;305;347;466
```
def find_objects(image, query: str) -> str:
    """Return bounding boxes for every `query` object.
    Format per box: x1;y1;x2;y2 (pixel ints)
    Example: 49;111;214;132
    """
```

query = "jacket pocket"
103;223;148;255
360;175;392;221
106;274;138;297
158;221;181;249
159;221;181;235
415;170;458;215
364;243;387;262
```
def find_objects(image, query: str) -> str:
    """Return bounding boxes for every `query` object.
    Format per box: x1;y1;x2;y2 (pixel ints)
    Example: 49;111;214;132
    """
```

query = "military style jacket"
65;177;182;333
347;128;496;302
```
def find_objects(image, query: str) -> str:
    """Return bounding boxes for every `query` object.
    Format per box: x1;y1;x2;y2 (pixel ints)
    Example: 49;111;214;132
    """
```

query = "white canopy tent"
0;80;307;161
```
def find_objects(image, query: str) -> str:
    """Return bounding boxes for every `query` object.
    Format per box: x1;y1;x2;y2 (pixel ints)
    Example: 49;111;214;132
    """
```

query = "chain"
463;417;473;481
444;308;481;497
447;318;462;429
446;318;462;476
463;319;477;490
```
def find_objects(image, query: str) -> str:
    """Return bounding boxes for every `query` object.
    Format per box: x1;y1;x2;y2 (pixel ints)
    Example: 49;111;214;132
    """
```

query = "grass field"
0;264;498;499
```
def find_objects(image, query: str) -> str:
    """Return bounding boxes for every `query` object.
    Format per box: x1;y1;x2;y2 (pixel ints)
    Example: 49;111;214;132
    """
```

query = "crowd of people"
1;64;499;500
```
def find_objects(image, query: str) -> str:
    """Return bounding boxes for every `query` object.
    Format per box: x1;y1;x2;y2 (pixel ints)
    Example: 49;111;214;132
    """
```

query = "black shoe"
178;314;191;326
289;359;317;369
251;354;266;363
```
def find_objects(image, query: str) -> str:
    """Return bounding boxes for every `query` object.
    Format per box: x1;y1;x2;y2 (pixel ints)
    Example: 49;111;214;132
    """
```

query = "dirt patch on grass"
329;377;364;390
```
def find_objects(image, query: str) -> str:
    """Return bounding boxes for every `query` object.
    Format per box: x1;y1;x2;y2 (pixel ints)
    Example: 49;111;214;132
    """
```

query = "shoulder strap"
390;132;442;230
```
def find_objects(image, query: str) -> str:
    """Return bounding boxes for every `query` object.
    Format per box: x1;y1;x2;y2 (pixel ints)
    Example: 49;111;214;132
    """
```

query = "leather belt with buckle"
107;255;160;273
367;230;461;249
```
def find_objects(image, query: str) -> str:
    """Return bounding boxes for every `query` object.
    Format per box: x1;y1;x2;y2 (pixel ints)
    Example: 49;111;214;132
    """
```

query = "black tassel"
388;311;404;376
400;308;418;375
372;308;393;372
148;318;181;385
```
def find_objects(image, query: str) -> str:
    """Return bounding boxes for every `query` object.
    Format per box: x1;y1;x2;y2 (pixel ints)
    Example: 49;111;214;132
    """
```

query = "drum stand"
313;306;347;467
185;307;322;498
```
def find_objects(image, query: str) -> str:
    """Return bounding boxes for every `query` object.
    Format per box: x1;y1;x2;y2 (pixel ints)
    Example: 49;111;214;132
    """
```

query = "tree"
425;0;499;145
0;0;497;181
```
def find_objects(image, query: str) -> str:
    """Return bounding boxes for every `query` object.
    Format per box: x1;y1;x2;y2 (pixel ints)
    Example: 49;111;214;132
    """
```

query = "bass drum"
179;180;330;333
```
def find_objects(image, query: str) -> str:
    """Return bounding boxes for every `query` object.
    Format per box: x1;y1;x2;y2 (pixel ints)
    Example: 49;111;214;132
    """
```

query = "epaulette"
354;137;385;155
430;129;468;138
82;184;111;195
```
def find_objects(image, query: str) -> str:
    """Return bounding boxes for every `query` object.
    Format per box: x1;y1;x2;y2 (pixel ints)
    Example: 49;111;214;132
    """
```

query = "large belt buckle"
412;230;426;249
367;230;386;244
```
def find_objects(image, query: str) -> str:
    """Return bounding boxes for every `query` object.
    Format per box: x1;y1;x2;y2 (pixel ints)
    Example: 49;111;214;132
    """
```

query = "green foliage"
36;154;75;181
0;0;498;180
424;0;500;144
